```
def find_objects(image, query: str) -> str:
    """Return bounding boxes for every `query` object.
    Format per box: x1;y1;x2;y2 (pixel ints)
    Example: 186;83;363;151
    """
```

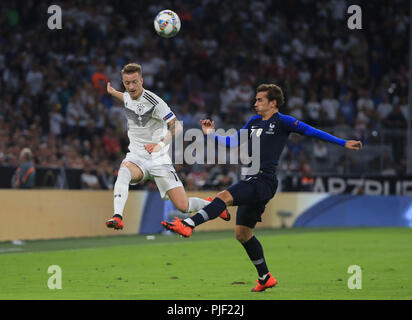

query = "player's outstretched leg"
167;187;230;222
161;197;228;236
184;197;230;221
205;197;230;221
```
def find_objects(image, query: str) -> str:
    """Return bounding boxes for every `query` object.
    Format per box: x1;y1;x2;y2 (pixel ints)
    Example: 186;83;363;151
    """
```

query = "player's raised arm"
201;115;260;148
107;82;124;102
201;119;241;147
279;114;363;151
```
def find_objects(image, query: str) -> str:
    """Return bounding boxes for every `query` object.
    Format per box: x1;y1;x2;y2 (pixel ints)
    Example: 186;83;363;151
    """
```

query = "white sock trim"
184;218;195;227
252;258;265;266
198;209;209;221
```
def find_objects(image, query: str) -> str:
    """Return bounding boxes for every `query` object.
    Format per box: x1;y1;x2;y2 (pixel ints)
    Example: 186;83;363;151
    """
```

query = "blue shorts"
227;172;278;228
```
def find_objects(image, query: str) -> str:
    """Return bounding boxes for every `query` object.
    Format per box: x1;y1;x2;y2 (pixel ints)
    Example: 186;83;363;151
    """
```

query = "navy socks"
185;197;227;227
241;236;269;279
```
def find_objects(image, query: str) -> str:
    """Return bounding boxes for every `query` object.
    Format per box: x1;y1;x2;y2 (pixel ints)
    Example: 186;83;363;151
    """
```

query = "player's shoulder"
277;112;297;123
142;89;166;107
250;114;262;121
248;114;262;124
242;114;262;129
277;112;302;131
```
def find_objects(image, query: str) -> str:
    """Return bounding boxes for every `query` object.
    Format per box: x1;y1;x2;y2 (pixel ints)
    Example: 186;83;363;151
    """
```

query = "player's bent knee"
121;161;144;181
235;232;249;243
235;230;245;243
121;161;134;172
235;226;253;243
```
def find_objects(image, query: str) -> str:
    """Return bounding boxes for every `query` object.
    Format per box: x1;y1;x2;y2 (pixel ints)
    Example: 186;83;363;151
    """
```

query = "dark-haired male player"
162;84;362;292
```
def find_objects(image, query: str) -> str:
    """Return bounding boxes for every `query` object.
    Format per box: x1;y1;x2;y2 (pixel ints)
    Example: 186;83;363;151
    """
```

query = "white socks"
186;197;210;213
113;166;132;217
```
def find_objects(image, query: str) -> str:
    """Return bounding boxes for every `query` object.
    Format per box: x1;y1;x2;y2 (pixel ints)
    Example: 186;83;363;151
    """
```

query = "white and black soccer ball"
154;10;181;38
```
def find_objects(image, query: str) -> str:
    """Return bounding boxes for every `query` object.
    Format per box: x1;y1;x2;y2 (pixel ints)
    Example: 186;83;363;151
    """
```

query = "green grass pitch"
0;227;411;300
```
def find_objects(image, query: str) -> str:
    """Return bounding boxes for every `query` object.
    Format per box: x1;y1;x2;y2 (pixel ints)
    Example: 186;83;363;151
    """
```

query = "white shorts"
122;152;183;200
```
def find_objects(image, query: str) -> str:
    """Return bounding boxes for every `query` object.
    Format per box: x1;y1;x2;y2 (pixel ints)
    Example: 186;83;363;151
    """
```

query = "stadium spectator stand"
0;0;410;190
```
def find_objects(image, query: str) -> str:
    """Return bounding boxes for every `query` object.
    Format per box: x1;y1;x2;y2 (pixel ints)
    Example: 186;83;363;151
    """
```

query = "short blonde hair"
121;63;142;76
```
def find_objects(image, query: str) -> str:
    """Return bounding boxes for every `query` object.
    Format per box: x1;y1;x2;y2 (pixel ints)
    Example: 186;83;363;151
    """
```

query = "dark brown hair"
121;63;142;76
256;84;285;107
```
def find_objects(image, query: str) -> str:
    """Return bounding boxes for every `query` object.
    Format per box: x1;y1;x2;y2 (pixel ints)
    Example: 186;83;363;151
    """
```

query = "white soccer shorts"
122;152;183;200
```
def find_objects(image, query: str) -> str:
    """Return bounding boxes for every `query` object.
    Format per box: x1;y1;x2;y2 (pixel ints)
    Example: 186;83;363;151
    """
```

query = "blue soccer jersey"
212;112;346;175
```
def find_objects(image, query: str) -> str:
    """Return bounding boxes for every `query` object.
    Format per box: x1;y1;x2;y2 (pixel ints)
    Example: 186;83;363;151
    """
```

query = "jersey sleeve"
279;114;346;146
153;101;176;123
210;115;261;148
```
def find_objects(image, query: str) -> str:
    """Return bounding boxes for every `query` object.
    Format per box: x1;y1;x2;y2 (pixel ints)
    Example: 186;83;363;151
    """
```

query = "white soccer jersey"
123;89;176;158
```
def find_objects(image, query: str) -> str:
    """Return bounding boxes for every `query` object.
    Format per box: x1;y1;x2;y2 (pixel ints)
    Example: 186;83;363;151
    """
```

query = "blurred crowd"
0;0;410;190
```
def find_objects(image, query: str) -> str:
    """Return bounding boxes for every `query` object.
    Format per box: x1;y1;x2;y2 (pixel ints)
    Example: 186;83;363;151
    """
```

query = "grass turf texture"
0;227;411;300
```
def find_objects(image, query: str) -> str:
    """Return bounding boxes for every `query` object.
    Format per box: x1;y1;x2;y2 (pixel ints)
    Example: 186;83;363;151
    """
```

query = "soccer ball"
154;10;181;38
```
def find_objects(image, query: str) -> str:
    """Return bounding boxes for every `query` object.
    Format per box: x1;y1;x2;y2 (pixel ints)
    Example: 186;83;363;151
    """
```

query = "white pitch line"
0;248;24;253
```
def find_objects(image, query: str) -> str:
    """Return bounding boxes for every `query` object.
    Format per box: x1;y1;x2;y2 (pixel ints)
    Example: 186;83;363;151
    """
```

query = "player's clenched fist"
200;119;215;135
345;140;363;151
144;143;161;154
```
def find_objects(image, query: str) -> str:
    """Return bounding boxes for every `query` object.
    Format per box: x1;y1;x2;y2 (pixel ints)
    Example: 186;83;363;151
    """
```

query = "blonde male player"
105;63;229;230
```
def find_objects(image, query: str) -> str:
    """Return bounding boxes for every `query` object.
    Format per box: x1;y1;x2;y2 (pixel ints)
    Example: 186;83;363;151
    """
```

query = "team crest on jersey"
136;103;145;115
266;122;275;134
124;103;155;127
